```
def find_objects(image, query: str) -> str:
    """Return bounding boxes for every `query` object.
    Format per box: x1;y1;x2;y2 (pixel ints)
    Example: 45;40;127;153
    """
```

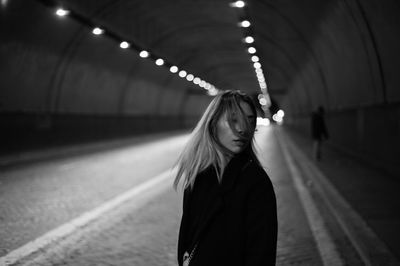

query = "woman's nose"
237;127;245;135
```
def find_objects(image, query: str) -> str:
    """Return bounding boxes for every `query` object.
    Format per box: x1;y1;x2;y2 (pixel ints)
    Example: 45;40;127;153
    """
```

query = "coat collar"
220;151;253;195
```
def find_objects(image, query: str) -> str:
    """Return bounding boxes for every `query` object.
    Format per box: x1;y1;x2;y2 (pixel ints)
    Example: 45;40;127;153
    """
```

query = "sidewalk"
282;126;400;263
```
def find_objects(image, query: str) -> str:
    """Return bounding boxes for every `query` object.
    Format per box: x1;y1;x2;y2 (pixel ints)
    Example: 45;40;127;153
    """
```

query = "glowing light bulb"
245;36;254;43
155;59;164;66
56;8;69;17
92;27;104;35
240;20;251;27
251;55;259;62
139;50;149;58
179;70;187;78
253;62;261;69
186;74;194;81
259;98;267;106
231;1;245;8
193;77;201;84
170;66;178;73
208;86;218;96
120;41;129;49
248;47;256;54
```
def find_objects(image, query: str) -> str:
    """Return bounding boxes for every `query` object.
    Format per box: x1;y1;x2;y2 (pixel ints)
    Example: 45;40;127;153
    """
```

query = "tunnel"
1;0;399;265
2;0;399;174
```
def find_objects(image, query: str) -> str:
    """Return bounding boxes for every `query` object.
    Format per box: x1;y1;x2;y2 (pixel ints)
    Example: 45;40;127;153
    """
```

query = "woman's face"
216;101;256;155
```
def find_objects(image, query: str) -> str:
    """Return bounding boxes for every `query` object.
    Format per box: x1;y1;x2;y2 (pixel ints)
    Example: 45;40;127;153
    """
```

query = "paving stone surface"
16;182;180;266
3;126;395;265
0;133;188;257
285;127;400;261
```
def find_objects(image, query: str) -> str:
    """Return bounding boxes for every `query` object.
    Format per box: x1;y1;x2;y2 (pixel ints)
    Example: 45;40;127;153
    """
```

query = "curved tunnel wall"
282;0;400;175
0;0;211;152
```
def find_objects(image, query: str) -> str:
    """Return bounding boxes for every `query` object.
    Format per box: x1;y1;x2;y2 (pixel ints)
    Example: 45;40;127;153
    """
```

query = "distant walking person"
174;90;277;266
311;106;329;160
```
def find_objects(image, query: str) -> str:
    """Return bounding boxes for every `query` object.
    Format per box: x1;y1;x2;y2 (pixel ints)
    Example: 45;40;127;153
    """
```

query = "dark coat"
177;152;277;266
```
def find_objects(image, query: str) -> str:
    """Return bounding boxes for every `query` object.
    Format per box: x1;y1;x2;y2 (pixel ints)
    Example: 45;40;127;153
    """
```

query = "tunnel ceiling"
32;0;336;106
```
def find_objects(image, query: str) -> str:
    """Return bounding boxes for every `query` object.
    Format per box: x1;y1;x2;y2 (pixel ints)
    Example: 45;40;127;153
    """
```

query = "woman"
174;90;277;266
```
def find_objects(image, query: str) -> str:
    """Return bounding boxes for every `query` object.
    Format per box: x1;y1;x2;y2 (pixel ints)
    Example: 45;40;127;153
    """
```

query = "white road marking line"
276;133;345;266
0;168;175;266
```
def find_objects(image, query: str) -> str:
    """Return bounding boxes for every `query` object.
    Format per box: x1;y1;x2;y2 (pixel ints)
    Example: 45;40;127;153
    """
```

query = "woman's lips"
233;139;246;145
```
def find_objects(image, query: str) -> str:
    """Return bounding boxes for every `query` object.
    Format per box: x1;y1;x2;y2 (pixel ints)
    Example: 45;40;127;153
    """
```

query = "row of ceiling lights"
53;6;218;96
230;0;271;107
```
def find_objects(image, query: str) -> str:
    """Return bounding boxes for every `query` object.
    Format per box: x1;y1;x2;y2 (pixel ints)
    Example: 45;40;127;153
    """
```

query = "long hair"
173;90;259;190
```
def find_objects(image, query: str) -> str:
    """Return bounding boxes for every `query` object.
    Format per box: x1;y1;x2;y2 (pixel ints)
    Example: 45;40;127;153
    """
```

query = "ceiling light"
120;41;129;49
193;77;201;84
245;36;254;43
240;20;251;27
231;1;245;8
139;50;149;58
208;86;218;96
248;47;256;54
179;70;187;78
186;74;194;81
253;62;261;68
56;8;69;17
259;98;267;106
92;27;104;35
170;66;178;73
251;55;259;62
155;59;164;66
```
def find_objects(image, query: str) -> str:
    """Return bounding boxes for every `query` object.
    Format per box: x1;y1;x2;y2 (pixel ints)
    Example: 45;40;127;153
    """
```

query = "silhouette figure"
311;106;329;160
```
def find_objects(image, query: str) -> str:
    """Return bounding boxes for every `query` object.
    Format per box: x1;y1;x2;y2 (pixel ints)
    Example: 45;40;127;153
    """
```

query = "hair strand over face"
173;90;258;190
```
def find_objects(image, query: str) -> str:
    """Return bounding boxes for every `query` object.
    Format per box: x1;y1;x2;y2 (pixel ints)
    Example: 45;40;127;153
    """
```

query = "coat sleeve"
177;188;190;266
244;175;278;266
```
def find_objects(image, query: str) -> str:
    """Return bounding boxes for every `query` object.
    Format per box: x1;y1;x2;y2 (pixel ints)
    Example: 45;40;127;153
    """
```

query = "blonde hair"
173;90;258;190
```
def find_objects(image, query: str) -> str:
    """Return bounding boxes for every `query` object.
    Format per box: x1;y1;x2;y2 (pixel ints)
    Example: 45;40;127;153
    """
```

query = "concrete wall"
283;0;400;175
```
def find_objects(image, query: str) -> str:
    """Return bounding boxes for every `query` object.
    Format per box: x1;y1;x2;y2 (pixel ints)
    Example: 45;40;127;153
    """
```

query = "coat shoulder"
239;160;274;192
243;160;270;181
